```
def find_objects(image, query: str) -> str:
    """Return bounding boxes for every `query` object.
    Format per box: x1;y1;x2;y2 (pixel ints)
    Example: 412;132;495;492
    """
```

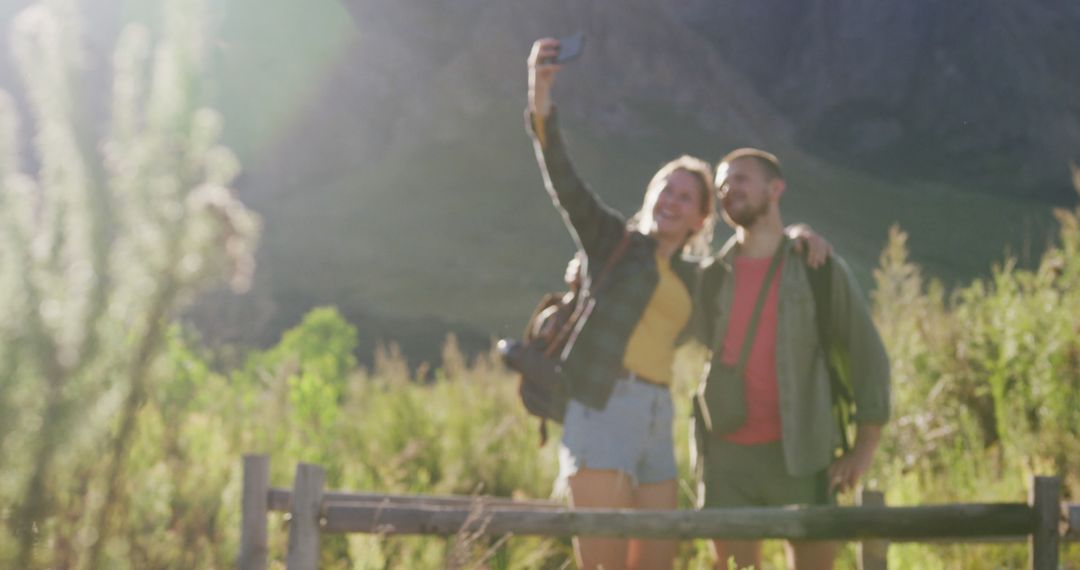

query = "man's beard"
724;198;769;228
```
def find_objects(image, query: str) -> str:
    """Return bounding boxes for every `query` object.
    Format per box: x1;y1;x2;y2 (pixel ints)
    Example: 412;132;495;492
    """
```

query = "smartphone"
553;32;585;63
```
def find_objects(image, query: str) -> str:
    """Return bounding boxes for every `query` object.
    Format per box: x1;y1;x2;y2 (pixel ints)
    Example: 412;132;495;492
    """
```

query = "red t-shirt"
720;256;783;444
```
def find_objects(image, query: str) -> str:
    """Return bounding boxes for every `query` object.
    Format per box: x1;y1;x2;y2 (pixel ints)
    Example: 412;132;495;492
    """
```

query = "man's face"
717;157;773;228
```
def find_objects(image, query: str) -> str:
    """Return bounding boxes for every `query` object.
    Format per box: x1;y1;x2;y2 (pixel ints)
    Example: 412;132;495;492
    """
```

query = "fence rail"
266;487;566;512
239;454;1076;570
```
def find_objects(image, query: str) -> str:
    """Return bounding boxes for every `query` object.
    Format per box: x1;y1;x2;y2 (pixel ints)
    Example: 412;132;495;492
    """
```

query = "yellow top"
621;253;692;385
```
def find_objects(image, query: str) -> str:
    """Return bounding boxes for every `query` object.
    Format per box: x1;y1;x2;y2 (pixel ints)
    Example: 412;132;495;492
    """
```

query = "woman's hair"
630;155;717;258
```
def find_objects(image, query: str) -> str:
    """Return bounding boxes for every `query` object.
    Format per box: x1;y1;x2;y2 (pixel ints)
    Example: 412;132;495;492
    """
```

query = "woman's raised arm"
526;38;626;261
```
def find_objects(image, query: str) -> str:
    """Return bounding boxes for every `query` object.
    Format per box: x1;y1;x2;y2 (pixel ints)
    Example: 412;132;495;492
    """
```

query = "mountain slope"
223;0;1055;363
677;0;1080;202
0;1;1067;364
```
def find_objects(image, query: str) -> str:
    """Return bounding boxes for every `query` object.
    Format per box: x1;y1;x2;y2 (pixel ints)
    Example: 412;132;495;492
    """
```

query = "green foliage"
0;0;258;566
128;308;572;568
870;192;1080;567
5;213;1080;567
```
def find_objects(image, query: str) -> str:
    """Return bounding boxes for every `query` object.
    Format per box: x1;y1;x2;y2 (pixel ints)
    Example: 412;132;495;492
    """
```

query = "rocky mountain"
676;0;1080;202
233;0;818;355
2;0;1073;365
228;0;1068;362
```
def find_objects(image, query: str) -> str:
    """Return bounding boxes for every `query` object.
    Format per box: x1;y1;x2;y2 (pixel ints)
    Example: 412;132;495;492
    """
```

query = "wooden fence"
238;454;1077;570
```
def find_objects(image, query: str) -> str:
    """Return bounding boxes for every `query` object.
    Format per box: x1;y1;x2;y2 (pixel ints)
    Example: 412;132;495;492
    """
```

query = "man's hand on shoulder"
786;223;831;269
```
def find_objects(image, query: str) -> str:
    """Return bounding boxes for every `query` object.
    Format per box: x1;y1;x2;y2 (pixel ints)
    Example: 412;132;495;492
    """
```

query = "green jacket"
698;237;891;476
527;108;697;410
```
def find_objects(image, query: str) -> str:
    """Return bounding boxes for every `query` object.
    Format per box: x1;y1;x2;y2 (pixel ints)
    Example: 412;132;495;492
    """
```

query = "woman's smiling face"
646;168;707;242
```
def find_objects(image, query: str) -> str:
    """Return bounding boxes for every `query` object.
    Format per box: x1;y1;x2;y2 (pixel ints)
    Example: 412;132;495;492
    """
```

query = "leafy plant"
0;0;258;566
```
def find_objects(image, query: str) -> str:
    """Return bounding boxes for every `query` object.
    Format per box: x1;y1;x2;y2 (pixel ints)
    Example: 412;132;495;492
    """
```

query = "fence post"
286;463;326;570
1030;476;1060;570
240;454;270;570
858;488;888;570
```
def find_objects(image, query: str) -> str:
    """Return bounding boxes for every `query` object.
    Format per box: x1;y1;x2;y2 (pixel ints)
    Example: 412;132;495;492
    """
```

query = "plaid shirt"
527;108;697;410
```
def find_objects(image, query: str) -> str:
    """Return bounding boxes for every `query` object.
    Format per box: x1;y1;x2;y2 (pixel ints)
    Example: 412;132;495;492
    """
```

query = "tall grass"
868;185;1080;567
10;268;1080;568
0;0;258;566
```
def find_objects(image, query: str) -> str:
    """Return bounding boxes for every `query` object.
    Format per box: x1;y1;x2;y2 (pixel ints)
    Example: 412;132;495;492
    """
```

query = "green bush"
870;189;1080;567
0;0;258;566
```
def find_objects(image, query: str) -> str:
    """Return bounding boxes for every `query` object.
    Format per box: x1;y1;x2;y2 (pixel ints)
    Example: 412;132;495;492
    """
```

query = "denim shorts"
557;374;677;486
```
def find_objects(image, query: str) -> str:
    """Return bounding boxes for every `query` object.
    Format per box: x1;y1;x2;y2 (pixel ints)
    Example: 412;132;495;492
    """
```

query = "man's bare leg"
712;539;760;569
787;540;837;570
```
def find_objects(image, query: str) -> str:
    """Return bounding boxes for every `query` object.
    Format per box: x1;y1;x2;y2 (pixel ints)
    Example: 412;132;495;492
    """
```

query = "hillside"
677;0;1080;203
223;0;1059;363
1;0;1071;364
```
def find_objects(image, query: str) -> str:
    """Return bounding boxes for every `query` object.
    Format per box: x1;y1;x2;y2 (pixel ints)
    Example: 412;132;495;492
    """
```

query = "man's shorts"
557;374;677;487
699;438;835;508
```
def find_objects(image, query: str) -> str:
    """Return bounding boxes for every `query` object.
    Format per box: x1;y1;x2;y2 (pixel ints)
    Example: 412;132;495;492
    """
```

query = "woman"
526;38;824;569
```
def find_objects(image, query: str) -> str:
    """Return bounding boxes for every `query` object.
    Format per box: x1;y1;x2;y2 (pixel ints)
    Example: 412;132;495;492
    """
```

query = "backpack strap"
544;230;631;358
697;236;740;348
591;231;632;292
536;231;631;445
733;237;787;378
804;255;854;454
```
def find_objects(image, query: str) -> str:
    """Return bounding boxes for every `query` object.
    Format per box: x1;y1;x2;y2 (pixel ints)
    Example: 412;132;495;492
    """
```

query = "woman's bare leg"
568;468;635;570
626;478;677;570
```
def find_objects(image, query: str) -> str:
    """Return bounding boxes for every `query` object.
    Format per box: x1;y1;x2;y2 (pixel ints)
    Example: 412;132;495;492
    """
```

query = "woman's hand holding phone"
528;38;561;118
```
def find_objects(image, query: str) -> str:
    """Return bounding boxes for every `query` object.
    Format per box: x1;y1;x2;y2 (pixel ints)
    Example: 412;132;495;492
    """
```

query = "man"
695;148;891;570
